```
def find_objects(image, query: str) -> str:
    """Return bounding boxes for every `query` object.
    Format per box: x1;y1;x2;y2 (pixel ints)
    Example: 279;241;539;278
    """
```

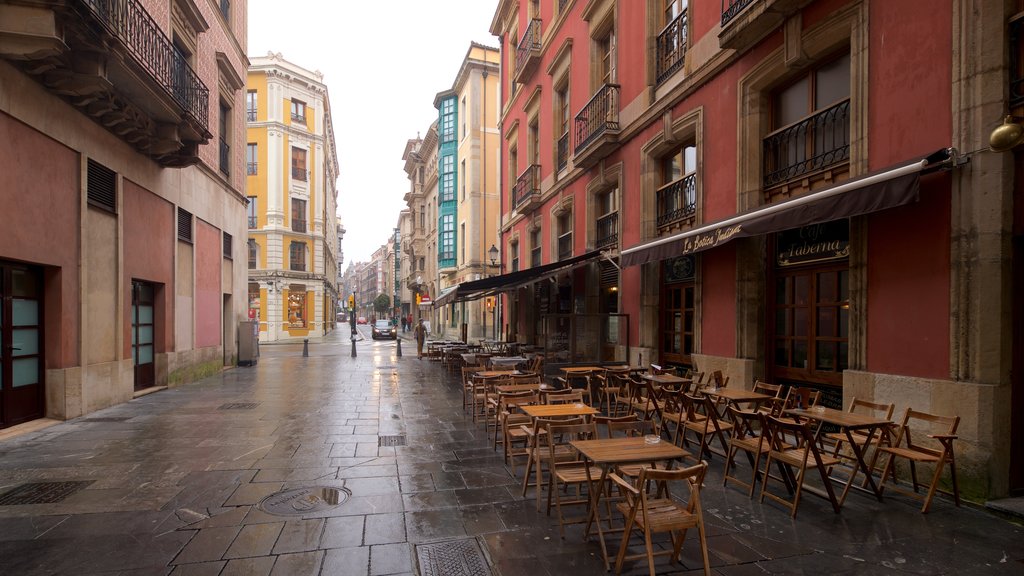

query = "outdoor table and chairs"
490;355;528;369
570;436;692;571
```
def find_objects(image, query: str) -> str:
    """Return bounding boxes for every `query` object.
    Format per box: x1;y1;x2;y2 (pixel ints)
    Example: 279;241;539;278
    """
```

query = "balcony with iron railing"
246;108;257;122
512;165;541;211
762;99;850;189
292;167;309;181
514;19;542;83
248;216;257;229
573;84;620;169
557;232;573;261
557;132;570;172
0;0;212;166
719;0;814;51
247;162;258;176
656;10;688;85
595;212;618;249
656;173;697;230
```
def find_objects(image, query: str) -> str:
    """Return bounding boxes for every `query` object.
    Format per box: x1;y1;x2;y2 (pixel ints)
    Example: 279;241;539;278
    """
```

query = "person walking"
413;318;427;359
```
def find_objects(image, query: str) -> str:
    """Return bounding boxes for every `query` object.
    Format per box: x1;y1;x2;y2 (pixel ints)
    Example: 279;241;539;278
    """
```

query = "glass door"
0;262;44;429
131;281;155;390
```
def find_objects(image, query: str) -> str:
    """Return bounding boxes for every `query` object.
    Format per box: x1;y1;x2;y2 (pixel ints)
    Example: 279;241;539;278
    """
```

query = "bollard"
351;335;357;358
396;337;402;357
303;339;309;357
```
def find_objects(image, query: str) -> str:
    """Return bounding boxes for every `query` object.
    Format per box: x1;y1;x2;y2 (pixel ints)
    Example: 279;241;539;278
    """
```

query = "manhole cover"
416;539;490;576
379;435;407;447
218;402;260;410
258;486;350;516
0;481;94;505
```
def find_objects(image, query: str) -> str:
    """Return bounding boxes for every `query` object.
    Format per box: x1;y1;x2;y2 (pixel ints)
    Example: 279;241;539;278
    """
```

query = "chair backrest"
727;406;765;442
848;397;895;421
786;386;821;409
527;354;544;373
546;388;585;405
512;373;542;385
892;408;960;456
633;462;709;511
594;415;651;438
498;390;538;414
752;380;782;397
650;363;666;375
764;413;818;452
710;370;729;388
461;365;483;386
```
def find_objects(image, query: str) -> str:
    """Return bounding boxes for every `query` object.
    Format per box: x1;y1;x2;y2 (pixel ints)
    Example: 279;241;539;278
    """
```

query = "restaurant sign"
678;224;743;256
664;255;696;283
776;220;849;267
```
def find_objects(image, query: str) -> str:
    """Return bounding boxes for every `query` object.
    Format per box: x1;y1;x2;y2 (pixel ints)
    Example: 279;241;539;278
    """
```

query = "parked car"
372;320;396;340
356;316;368;325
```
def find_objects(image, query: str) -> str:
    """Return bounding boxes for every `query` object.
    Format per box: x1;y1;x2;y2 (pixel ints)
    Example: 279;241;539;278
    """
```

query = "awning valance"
619;149;952;268
432;250;606;307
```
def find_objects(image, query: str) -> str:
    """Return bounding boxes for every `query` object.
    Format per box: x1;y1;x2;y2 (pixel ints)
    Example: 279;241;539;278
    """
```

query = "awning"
620;149;952;268
432;250;606;307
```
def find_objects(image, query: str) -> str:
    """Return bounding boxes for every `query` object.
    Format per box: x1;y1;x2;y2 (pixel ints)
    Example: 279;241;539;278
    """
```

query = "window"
289;241;306;271
291;99;306;123
246;90;256;121
595;187;619;249
531;228;542;267
246;143;257;175
420;209;425;228
87;159;116;213
460;223;466;263
248;282;260;315
657;0;688;84
291;198;306;233
657;144;697;228
528;120;540;166
219;0;229;21
511;241;520;272
223;232;232;259
509;146;519;203
460;160;466;201
461;97;466;139
288;289;306;327
440;214;455;261
596;28;616;86
419;257;425;271
248;239;257;269
557;212;572;260
764;53;851;189
218;101;230;176
772;267;849;386
247;196;257;228
556;85;570;171
440;98;455;143
177;207;192;242
441;155;455;201
291;147;307;181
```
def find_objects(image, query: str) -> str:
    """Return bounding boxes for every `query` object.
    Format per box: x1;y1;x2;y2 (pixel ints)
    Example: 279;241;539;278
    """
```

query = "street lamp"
487;244;499;340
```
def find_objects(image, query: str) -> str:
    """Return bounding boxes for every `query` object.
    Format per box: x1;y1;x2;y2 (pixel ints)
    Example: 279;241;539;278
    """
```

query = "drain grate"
80;417;132;422
218;402;260;410
416;539;490;576
0;481;94;505
378;435;407;447
258;486;350;516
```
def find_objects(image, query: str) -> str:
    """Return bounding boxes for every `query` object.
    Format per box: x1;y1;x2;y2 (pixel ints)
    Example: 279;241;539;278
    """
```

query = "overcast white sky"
248;1;500;265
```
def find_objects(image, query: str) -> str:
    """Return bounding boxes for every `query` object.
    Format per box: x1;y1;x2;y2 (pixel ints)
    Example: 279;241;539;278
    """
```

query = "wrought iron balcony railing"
246;108;257;122
656;10;688;84
656;173;697;228
1012;17;1024;109
292;219;307;233
722;0;756;26
531;246;542;268
80;0;209;131
558;232;573;261
515;19;542;80
247;162;258;176
512;165;540;210
247;216;257;229
292;167;308;181
574;84;620;154
763;98;850;188
595;212;618;249
557;132;570;171
219;138;230;176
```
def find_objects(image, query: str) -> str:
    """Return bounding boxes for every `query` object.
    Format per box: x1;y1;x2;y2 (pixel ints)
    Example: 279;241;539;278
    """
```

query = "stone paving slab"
0;330;1021;575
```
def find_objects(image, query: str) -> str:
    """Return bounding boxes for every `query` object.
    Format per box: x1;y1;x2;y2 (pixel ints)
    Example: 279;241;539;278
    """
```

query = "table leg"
582;462;612;571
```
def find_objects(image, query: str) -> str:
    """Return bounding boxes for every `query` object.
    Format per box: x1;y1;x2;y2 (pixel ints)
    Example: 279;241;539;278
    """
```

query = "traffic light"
485;296;495;309
348;294;355;310
416;293;422;306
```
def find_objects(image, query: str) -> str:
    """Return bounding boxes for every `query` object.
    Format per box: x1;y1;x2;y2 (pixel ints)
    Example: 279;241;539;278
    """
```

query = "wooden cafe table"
641;372;691;389
571;437;691;570
520;402;599;419
785;406;893;505
702;387;775;413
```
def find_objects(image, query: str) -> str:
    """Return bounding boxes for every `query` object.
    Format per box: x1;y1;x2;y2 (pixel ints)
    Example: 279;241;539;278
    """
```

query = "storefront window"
288;290;306;328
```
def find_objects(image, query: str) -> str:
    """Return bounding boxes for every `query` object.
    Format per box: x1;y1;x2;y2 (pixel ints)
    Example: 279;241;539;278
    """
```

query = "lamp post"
488;244;499;341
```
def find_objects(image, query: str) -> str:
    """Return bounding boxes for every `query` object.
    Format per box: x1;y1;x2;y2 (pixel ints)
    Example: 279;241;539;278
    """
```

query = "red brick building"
489;0;1022;499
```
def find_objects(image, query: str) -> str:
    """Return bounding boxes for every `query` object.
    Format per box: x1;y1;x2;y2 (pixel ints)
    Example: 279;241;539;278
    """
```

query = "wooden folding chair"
610;463;711;576
825;397;895;477
722;407;771;497
679;392;733;461
751;380;784;415
759;414;841;518
521;416;585;510
460;365;483;412
876;408;960;513
547;421;602;537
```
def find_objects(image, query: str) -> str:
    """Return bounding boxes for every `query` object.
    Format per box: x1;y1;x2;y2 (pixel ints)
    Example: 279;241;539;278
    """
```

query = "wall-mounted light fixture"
488;244;499;266
989;115;1024;152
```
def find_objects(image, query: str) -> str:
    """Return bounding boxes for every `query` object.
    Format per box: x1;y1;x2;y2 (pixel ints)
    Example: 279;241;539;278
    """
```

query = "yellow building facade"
246;53;339;341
